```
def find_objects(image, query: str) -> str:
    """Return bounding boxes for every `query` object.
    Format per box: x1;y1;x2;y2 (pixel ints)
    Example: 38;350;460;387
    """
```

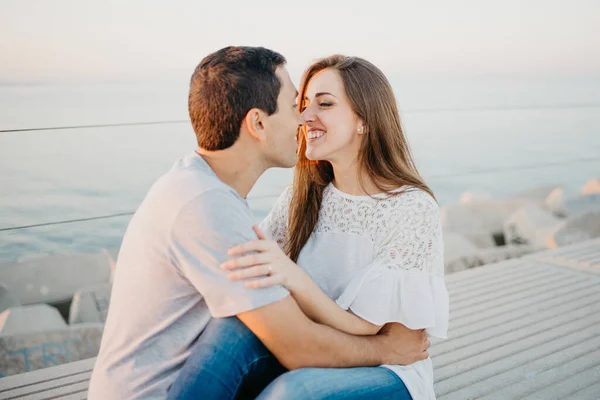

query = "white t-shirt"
260;184;449;400
88;153;289;400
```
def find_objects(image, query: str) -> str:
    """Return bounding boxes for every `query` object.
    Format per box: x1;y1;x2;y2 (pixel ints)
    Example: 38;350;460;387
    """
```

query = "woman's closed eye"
319;102;333;107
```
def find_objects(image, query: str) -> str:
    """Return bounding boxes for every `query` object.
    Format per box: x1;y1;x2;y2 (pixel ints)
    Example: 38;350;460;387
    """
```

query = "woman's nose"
298;113;306;125
301;107;315;122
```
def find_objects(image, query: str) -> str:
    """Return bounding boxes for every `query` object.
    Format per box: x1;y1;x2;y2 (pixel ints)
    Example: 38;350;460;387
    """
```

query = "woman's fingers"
253;225;267;240
244;274;284;289
221;253;271;270
227;264;273;281
423;338;431;352
228;240;272;256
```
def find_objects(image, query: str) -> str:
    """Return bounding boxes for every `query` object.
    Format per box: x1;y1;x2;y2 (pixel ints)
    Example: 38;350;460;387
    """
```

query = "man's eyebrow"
304;92;336;100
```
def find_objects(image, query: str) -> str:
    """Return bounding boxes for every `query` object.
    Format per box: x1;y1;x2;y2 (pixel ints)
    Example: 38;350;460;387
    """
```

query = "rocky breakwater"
442;178;600;274
0;250;116;377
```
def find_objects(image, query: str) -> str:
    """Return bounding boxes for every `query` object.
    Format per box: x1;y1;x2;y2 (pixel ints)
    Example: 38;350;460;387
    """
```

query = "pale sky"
1;0;599;84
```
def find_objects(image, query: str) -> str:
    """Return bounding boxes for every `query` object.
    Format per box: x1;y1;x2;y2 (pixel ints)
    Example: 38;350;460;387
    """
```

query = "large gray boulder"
69;283;112;324
503;204;563;249
106;247;119;284
443;233;479;273
0;250;114;305
441;198;532;248
459;191;492;204
544;184;600;218
0;323;103;377
545;187;568;217
445;245;535;273
0;284;19;313
517;185;563;207
549;210;600;248
473;245;536;265
0;305;67;335
563;193;600;218
581;178;600;195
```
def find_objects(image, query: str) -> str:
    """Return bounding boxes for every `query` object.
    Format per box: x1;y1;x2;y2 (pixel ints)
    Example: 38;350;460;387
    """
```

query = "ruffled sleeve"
259;186;293;251
336;190;449;338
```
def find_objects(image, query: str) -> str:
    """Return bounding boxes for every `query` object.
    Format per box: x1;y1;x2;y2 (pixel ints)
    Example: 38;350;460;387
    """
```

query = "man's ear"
243;108;267;141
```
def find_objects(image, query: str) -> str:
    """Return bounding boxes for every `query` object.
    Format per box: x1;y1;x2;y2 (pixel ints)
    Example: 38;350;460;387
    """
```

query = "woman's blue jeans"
167;316;412;400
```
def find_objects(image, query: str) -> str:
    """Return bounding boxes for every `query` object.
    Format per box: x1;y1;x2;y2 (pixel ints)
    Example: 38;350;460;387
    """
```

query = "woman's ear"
356;120;366;135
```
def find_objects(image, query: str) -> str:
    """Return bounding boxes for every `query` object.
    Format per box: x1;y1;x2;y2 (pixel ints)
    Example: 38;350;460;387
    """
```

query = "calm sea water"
1;77;599;263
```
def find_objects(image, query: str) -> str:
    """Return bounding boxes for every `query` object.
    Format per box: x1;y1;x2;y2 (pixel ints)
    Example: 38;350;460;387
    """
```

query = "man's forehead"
276;66;294;90
276;65;291;82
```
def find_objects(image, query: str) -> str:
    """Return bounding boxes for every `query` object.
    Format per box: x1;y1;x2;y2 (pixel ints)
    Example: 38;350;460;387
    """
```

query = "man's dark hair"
189;46;286;150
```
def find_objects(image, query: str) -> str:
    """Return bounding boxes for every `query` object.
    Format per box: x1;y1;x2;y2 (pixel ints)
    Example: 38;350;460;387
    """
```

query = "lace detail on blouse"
260;184;444;277
259;186;293;250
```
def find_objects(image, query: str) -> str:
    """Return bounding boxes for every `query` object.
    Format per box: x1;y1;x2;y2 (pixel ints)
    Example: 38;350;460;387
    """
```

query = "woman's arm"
221;226;382;336
290;269;383;335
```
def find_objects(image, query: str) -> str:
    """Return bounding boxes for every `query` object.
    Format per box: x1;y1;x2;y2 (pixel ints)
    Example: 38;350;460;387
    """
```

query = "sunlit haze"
1;0;599;84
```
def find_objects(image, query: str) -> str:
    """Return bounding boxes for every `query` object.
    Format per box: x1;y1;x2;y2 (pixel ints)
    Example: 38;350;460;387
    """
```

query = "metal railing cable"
1;155;598;232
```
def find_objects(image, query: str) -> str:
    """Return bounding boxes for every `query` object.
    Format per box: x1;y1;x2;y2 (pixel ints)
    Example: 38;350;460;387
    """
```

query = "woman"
223;55;449;399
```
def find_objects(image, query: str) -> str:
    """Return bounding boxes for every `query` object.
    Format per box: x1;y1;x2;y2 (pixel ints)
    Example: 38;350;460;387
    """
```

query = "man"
88;46;428;399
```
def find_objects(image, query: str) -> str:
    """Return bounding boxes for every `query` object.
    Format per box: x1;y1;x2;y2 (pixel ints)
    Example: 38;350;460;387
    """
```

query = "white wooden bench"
0;358;94;400
2;238;599;399
435;238;600;399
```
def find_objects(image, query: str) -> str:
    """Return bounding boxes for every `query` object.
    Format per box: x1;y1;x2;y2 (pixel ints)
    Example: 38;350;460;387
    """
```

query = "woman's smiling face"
301;68;364;163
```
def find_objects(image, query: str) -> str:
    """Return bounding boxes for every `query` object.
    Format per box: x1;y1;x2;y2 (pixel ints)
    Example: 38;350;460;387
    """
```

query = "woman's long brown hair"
286;55;434;262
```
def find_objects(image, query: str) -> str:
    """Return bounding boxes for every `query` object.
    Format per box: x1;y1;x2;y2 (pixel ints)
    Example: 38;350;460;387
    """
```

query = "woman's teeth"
308;130;325;140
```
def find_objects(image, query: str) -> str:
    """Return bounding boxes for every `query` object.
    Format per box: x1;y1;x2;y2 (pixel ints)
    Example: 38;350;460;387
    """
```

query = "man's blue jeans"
167;317;412;400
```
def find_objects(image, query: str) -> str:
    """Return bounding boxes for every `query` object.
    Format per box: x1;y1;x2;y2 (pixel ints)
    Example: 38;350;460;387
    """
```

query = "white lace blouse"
259;183;449;399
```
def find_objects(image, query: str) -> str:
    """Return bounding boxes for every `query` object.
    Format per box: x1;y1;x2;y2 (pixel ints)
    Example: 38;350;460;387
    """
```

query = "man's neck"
196;146;266;199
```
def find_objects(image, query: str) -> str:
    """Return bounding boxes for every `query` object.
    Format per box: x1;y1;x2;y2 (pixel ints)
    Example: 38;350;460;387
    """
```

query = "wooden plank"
18;381;88;400
448;262;546;296
445;278;599;338
55;391;87;400
449;273;584;322
449;264;550;304
0;372;91;399
434;321;600;396
569;382;600;400
536;255;600;276
558;245;600;259
586;254;600;264
435;302;600;371
448;278;598;332
520;364;600;400
0;358;94;396
479;346;600;399
439;337;600;399
433;286;600;356
525;238;600;260
449;266;576;311
527;239;600;275
446;259;526;288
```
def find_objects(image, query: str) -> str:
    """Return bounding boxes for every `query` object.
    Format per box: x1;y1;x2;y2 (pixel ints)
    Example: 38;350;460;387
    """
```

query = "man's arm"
238;295;429;370
172;191;428;369
225;227;383;336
